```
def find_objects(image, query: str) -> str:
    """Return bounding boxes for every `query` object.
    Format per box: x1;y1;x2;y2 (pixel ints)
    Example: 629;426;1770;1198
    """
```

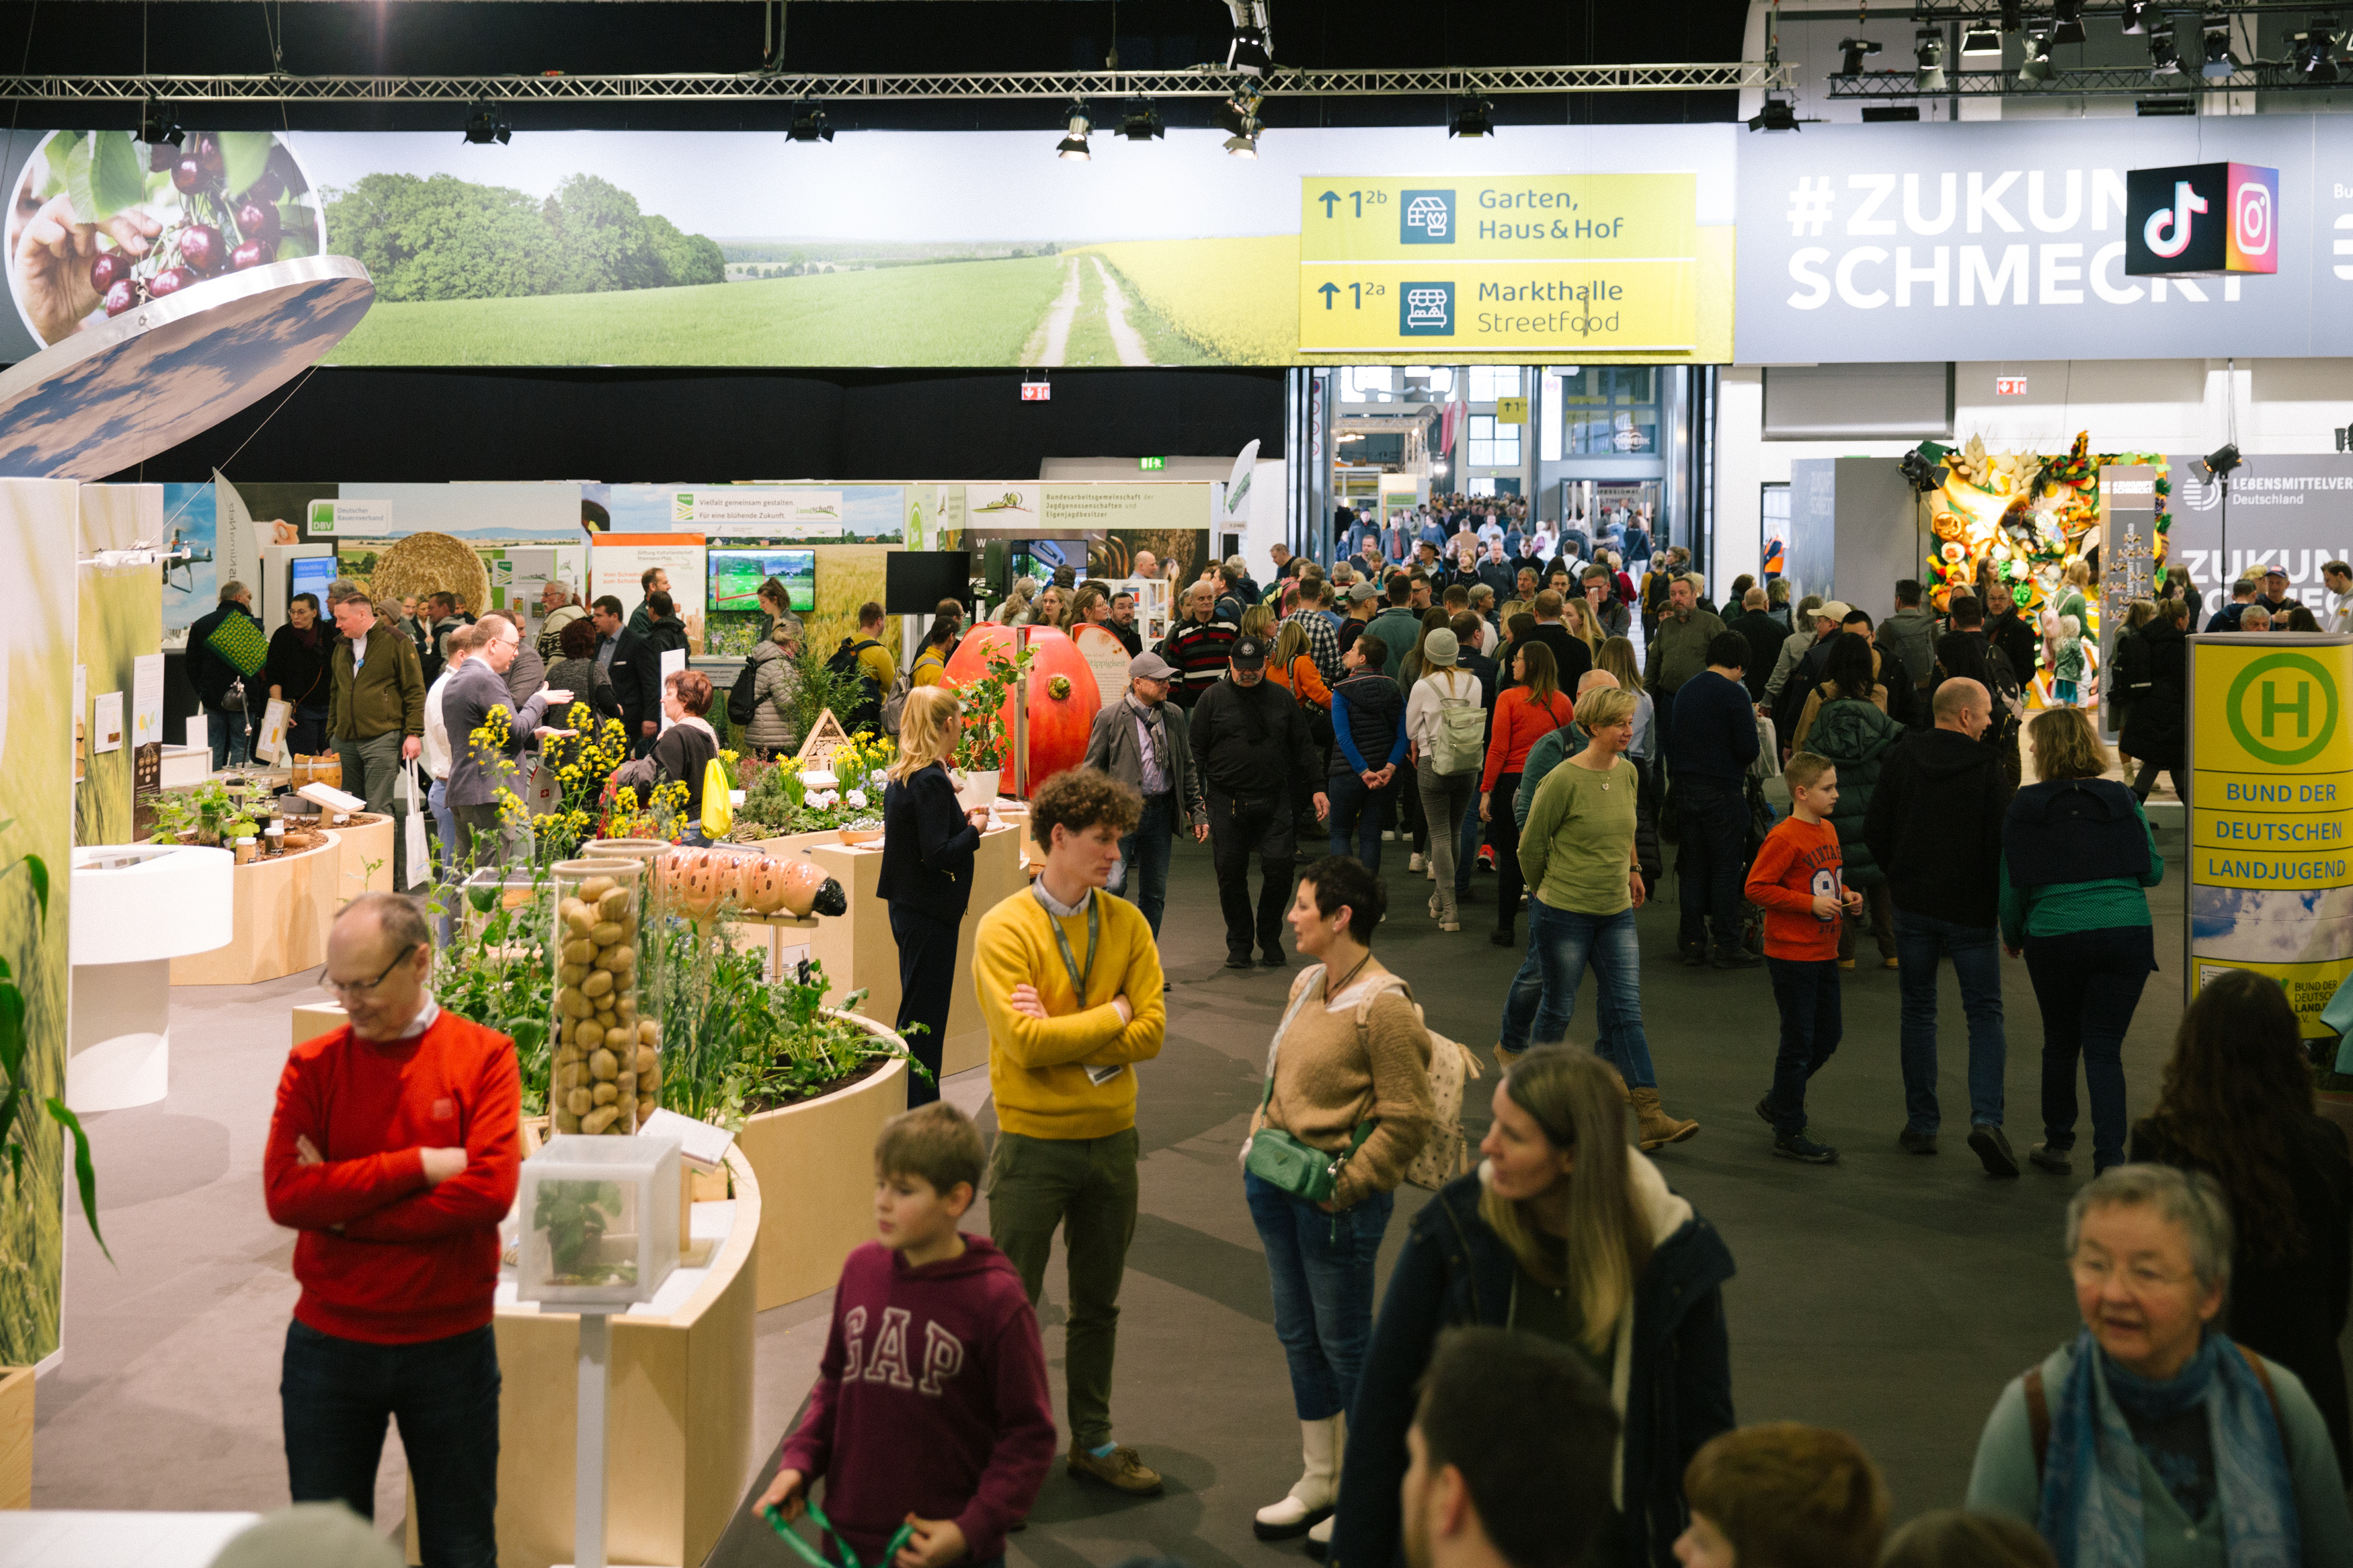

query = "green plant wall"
75;487;164;848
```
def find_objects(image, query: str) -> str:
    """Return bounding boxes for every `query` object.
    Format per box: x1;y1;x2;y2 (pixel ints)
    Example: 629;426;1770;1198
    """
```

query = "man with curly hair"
973;766;1168;1497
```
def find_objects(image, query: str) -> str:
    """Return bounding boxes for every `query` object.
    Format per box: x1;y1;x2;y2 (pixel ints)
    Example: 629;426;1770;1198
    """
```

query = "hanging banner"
2160;454;2353;617
2187;631;2353;1038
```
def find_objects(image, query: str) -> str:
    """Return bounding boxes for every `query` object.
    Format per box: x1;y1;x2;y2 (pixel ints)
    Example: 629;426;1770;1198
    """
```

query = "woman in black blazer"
2132;969;2353;1483
878;685;991;1107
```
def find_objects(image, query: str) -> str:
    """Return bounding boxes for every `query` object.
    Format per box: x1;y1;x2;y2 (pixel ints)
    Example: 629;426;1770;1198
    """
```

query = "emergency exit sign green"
1138;456;1166;470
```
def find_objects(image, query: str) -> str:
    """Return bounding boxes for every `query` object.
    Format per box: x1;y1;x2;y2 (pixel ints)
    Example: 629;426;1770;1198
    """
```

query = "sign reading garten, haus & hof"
2189;631;2353;1038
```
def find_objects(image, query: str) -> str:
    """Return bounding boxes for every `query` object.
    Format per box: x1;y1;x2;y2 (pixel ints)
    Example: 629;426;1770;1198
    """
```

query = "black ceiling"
0;0;1752;132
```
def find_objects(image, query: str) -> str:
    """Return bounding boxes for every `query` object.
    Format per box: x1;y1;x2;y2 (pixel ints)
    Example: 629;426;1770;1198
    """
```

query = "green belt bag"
1244;967;1373;1205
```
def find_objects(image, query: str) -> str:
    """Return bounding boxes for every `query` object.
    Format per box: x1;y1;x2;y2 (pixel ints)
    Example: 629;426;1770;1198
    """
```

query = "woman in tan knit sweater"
1245;855;1435;1549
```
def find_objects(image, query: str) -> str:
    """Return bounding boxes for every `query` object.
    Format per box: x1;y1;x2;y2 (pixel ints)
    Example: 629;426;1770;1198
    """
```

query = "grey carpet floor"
46;817;2300;1568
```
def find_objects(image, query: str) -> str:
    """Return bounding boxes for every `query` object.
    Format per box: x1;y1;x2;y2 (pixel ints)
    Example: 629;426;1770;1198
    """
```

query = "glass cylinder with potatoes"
548;859;658;1137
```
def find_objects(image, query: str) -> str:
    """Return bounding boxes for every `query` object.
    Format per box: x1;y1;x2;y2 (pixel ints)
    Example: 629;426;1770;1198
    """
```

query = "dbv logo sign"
2126;161;2280;278
1402;283;1454;335
1402;190;1454;244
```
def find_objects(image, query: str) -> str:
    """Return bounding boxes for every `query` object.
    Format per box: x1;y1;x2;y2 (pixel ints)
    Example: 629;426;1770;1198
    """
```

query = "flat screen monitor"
288;553;336;613
886;551;973;615
709;548;816;614
1010;538;1087;583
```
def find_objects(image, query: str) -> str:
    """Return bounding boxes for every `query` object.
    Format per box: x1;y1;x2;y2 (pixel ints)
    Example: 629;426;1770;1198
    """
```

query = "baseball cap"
1230;636;1270;670
1128;651;1178;682
2265;565;2288;579
1817;600;1853;623
1350;581;1382;602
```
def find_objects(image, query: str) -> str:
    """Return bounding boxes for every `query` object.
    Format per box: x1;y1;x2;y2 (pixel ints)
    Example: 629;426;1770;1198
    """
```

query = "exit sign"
1021;379;1051;401
1139;456;1166;470
1995;376;2028;397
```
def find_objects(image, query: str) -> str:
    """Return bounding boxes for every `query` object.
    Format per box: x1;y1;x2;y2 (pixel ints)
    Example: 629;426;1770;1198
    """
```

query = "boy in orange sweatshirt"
1743;752;1862;1165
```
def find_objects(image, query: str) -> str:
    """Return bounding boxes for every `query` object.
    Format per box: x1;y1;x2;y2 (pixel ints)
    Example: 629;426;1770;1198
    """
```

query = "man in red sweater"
264;892;520;1568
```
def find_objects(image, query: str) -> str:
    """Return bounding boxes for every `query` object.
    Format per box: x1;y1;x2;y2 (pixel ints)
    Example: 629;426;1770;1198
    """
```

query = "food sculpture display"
549;860;657;1137
655;845;848;920
1921;432;2169;621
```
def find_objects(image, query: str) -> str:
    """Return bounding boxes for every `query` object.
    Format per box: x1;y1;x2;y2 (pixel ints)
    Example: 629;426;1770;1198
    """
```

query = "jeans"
427;776;459;945
1115;791;1176;936
1244;1171;1395;1421
889;903;959;1108
1455;784;1485;893
1893;909;2009;1133
1208;786;1297;960
288;702;330;759
334;729;412;889
987;1128;1140;1450
1674;776;1748;954
1837;882;1897;963
281;1319;500;1568
2024;925;2156;1171
1326;770;1398;870
206;704;249;770
1497;901;1657;1089
1490;772;1527;940
1765;956;1842;1137
1416;762;1477;923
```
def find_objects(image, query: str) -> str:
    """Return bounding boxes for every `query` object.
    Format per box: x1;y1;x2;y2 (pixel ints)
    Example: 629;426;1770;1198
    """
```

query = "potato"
558;962;588;988
566;1087;593;1117
633;1046;659;1076
605;1024;637;1053
572;1018;604;1049
590;1047;619;1081
639;1020;660;1046
588;920;627;947
561;938;596;966
637;1096;657;1119
582;968;613;999
580;875;618;903
559;989;592;1020
553;1042;583;1066
616;1071;637;1098
594;1010;617;1034
592;1081;619;1107
616;998;637;1024
563;901;598;936
582;1105;619;1135
597;887;632;921
554;1108;581;1134
600;946;637;975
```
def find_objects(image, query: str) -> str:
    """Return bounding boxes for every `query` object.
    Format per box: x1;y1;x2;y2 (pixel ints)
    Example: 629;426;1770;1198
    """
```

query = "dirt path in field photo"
1090;255;1150;365
1023;256;1086;366
1022;253;1155;366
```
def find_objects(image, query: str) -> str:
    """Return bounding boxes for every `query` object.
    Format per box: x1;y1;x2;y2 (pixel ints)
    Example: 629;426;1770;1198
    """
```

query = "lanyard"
762;1502;915;1568
1045;893;1099;1001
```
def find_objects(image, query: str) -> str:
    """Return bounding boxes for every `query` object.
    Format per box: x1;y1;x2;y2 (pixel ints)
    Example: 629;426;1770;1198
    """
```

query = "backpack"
1266;968;1482;1196
826;637;885;733
1426;670;1486;776
879;671;914;737
725;655;764;729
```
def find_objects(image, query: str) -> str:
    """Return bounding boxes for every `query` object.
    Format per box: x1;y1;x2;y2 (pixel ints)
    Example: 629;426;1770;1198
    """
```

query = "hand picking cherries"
97;134;285;317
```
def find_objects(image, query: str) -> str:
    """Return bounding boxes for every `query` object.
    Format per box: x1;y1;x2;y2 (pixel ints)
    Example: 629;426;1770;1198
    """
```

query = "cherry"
196;134;223;175
172;156;209;194
147;267;190;298
102;279;137;317
240;167;284;205
233;200;279;244
89;250;121;293
230;239;274;271
177;223;223;274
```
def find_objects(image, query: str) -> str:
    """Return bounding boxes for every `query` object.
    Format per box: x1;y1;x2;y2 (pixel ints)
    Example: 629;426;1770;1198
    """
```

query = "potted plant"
945;642;1034;804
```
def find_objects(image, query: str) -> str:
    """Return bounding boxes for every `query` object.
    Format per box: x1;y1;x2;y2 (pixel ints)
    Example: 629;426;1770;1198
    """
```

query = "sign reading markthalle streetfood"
2126;162;2279;278
2189;634;2353;1037
1298;174;1698;352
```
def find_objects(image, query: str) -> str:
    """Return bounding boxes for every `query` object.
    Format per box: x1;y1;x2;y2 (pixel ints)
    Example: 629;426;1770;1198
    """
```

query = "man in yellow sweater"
974;766;1166;1496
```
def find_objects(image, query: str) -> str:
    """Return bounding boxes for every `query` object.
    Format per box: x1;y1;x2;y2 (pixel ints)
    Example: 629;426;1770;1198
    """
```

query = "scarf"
2039;1329;2298;1568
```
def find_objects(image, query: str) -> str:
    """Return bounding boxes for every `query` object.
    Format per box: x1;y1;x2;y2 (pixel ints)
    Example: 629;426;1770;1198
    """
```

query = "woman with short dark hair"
653;669;721;845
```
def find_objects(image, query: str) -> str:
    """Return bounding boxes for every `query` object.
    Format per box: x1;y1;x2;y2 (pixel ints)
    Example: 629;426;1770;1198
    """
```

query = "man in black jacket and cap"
188;581;264;768
1863;677;2019;1177
1189;636;1329;969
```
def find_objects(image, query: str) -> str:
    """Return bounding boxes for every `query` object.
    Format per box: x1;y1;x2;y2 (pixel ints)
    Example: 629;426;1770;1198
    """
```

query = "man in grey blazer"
441;614;571;874
1083;651;1207;944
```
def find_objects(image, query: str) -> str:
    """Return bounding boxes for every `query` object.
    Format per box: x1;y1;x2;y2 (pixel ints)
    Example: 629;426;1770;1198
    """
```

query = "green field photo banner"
0;124;1738;368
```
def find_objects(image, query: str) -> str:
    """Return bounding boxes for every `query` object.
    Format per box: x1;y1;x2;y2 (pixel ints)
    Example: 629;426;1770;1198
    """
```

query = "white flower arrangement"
845;788;869;811
806;788;840;809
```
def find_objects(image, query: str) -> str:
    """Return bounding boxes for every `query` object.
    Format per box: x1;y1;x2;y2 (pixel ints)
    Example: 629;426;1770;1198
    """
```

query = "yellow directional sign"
1297;261;1697;352
1300;175;1697;263
1494;396;1528;424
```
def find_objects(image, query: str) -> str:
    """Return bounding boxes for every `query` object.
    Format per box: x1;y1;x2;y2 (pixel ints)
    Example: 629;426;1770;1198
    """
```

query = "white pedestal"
66;959;169;1111
65;844;233;1114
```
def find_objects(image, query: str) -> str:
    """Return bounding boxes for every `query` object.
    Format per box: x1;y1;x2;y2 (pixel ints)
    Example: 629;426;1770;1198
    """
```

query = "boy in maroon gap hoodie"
760;1102;1055;1568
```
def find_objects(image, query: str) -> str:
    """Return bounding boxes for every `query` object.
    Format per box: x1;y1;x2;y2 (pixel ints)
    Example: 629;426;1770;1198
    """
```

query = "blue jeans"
1497;901;1657;1089
1244;1171;1394;1421
288;702;330;759
1674;776;1748;954
1765;956;1842;1137
1455;785;1485;893
2023;925;2156;1171
1894;909;2008;1133
1115;790;1177;936
281;1319;500;1568
206;704;249;770
1326;770;1398;870
428;776;459;945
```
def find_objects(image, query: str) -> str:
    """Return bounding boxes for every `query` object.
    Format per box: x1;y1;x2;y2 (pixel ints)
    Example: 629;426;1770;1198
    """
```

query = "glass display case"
548;858;655;1136
515;1132;682;1306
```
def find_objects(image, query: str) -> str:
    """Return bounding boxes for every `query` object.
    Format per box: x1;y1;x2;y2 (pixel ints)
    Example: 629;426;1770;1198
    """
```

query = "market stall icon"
1401;282;1453;336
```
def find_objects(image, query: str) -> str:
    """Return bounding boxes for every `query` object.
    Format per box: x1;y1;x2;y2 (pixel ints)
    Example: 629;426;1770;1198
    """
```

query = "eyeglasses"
322;944;421;999
2070;1253;2193;1293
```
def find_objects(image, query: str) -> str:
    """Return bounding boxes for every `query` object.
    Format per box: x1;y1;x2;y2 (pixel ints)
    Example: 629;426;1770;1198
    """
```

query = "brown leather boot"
1629;1088;1698;1150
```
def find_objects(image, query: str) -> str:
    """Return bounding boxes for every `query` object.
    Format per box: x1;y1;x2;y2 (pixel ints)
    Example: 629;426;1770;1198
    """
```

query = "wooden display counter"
740;1048;907;1309
169;831;345;987
330;813;395;905
746;825;1023;1079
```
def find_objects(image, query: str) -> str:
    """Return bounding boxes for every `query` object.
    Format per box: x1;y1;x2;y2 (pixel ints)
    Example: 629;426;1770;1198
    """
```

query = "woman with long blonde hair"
1330;1046;1736;1568
879;685;992;1106
1560;595;1604;660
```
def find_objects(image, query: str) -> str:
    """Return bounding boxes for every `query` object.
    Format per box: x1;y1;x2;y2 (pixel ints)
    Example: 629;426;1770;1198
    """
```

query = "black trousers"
1208;785;1297;960
889;901;959;1107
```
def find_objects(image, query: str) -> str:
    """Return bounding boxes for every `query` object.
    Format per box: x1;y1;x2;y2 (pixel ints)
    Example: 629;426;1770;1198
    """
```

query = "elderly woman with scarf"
1327;1047;1734;1568
1966;1163;2351;1568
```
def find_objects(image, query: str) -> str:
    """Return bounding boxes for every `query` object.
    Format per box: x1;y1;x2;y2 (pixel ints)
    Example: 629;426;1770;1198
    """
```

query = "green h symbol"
2262;678;2313;739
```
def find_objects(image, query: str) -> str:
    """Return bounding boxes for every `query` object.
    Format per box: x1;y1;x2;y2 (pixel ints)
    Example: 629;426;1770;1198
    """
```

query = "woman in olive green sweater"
2001;709;2163;1179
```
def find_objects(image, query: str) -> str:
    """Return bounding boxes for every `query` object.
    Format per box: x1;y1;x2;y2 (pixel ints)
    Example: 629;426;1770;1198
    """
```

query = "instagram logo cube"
2228;163;2279;274
2127;160;2280;277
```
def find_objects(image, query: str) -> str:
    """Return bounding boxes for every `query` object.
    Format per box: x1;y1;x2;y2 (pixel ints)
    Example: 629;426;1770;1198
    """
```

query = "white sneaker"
1408;852;1425;871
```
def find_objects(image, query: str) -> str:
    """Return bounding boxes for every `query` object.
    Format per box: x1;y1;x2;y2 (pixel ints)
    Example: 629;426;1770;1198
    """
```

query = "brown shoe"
1628;1087;1699;1150
1068;1440;1164;1495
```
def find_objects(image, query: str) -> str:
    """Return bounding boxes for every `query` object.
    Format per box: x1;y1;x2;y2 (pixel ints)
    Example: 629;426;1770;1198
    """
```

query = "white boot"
1255;1413;1344;1541
1306;1514;1337;1558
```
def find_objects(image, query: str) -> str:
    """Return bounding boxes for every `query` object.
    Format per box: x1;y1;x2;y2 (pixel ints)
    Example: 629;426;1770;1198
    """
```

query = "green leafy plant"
141;779;237;845
953;644;1036;771
533;1178;635;1287
0;827;105;1261
432;873;555;1115
791;645;868;746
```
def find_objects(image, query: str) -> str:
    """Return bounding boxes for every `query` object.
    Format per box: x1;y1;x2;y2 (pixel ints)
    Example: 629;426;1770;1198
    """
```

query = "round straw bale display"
368;532;491;615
